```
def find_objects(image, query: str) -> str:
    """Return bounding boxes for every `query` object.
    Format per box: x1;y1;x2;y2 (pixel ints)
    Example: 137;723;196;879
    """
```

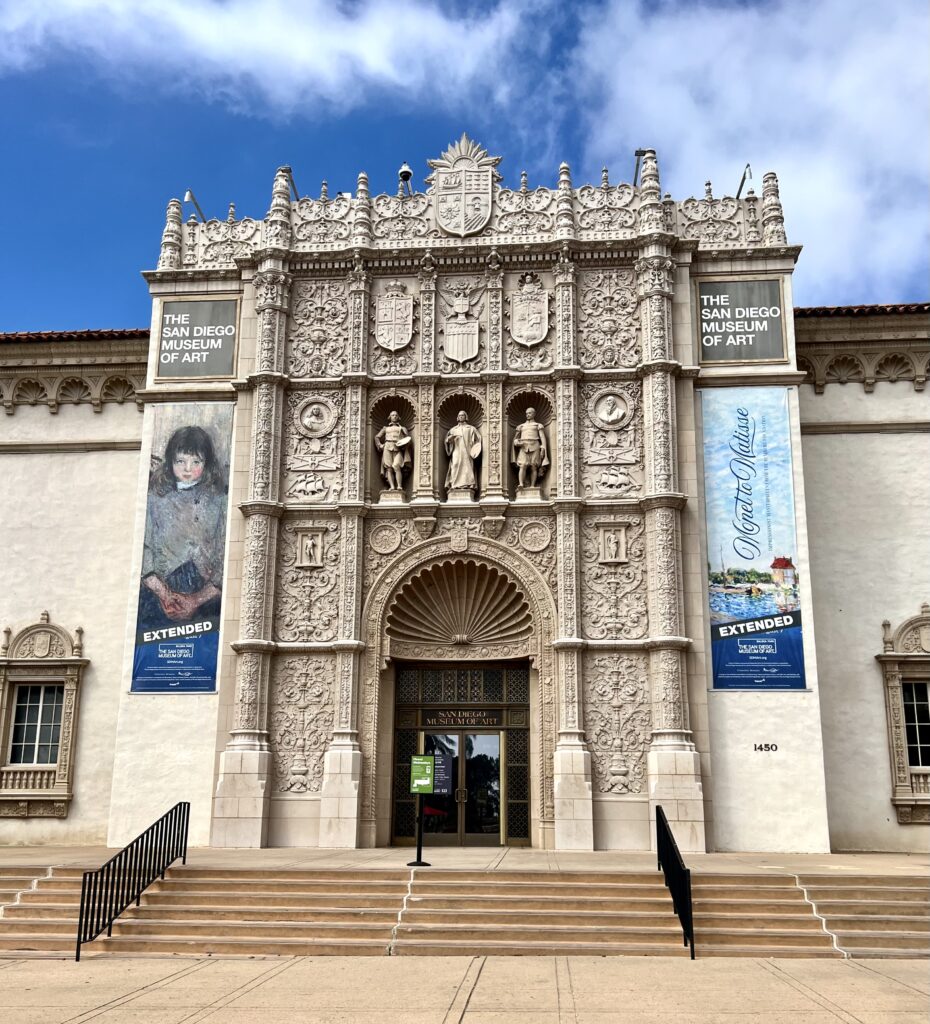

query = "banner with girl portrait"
131;403;233;693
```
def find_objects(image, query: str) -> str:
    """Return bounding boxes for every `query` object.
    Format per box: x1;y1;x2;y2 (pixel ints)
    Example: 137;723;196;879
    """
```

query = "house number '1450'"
754;743;778;752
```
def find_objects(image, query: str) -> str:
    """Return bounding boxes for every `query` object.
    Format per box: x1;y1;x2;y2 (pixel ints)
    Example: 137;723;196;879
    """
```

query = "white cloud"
568;0;929;304
1;0;926;304
0;0;530;111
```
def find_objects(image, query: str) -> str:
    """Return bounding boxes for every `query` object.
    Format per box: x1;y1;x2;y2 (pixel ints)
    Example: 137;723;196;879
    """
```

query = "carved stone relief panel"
574;175;638;240
363;519;420;596
579;381;644;499
583;652;651;794
368;278;418;377
580;514;647;640
274;520;341;642
501;515;557;596
287;279;350;378
282;390;345;502
504;271;554;371
292;191;352;247
269;655;335;794
371;192;433;243
437;275;487;374
491;173;555;240
577;269;641;369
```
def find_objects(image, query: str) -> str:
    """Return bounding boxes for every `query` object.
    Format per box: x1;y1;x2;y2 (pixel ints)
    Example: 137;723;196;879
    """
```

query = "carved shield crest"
444;319;480;363
510;273;549;347
435;169;492;237
919;623;930;653
34;631;51;658
449;526;468;552
375;282;413;352
428;134;501;239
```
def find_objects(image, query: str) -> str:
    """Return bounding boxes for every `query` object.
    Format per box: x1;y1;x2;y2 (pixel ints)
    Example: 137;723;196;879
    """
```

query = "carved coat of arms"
509;273;549;347
438;279;484;364
427;134;501;238
375;281;413;352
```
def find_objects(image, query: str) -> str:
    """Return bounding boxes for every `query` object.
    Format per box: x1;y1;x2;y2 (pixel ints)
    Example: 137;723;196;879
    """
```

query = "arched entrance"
357;535;558;848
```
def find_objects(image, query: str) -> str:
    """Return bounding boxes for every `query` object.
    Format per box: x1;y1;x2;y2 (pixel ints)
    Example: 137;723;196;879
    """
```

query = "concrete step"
803;885;929;903
152;879;408;896
406;895;674;912
393;924;682;945
0;918;75;935
124;906;399;924
698;945;840;959
842;945;930;959
691;885;807;902
96;936;388;956
391;940;691;956
693;927;834;949
798;875;930;888
409;882;669;898
411;870;665;885
401;909;676;927
112;920;395;941
829;915;930;933
693;899;814;914
692;874;799;887
18;891;81;905
834;929;930;951
693;914;826;932
164;868;410;882
814;900;929;917
2;904;80;919
141;891;405;909
0;934;75;952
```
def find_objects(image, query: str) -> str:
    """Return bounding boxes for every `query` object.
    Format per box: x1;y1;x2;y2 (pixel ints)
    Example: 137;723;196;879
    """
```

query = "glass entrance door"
422;731;501;846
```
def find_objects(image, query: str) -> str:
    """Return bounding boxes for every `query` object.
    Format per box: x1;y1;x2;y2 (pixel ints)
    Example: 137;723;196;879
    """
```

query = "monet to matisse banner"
132;403;233;693
702;387;806;690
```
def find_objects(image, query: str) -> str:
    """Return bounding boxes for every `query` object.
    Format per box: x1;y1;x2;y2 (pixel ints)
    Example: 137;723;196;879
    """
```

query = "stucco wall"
0;402;142;844
801;381;930;851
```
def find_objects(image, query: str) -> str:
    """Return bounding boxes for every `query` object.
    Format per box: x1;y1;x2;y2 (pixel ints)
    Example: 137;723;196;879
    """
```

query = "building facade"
1;137;927;854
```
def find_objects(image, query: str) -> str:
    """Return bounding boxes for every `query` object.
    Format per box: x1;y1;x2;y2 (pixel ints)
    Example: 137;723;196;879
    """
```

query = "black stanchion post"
407;793;430;867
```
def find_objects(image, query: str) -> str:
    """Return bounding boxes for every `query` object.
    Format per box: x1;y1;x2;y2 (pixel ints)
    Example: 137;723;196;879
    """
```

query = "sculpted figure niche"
444;411;482;503
511;407;549;499
374;410;412;501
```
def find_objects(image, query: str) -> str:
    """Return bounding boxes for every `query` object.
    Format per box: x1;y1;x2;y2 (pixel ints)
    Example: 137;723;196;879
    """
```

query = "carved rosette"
580;516;647;641
274;521;341;642
583;653;651;794
287;279;350;378
270;656;335;793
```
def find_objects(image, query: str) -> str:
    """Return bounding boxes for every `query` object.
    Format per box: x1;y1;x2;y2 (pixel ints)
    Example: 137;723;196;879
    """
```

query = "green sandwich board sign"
409;755;435;794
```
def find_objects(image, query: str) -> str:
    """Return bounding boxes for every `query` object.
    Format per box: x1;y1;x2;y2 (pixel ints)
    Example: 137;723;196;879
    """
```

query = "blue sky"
0;0;927;332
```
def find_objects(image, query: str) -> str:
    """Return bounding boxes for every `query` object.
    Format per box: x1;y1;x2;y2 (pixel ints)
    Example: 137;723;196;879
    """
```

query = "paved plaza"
0;953;927;1023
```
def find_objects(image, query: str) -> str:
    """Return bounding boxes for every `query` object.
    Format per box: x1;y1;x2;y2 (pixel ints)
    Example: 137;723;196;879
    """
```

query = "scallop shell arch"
386;558;532;647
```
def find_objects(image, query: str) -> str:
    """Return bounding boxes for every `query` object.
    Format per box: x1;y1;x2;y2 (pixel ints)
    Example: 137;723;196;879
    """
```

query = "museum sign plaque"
698;280;785;364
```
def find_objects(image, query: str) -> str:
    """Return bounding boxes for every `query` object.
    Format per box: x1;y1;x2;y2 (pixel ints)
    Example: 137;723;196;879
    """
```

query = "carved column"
637;150;705;851
412;254;440;519
214;259;291;848
319;259;370;847
157;198;182;271
552;240;592;847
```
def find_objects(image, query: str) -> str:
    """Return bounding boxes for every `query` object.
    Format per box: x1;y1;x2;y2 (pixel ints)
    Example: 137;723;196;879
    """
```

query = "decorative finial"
74;626;84;657
157;198;183;271
601;167;609;188
1;627;10;657
520;170;528;192
762;171;787;245
353;171;372;246
356;171;369;198
320;180;328;200
40;610;50;623
227;202;236;223
704;180;714;200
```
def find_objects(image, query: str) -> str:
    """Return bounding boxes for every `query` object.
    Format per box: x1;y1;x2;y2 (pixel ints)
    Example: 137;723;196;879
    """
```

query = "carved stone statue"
511;408;549;492
374;411;412;493
444;410;482;500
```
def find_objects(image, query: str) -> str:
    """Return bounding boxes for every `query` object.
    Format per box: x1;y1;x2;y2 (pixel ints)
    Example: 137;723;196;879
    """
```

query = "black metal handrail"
75;801;190;960
656;804;695;959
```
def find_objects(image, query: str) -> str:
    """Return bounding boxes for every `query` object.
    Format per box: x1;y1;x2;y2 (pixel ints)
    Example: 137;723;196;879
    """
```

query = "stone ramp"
0;865;926;958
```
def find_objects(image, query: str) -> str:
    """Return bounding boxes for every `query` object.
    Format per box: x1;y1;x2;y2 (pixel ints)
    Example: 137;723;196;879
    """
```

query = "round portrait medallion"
588;390;633;431
296;397;337;438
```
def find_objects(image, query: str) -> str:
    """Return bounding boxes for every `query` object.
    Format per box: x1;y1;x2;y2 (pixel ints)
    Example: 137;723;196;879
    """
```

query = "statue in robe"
444;411;482;497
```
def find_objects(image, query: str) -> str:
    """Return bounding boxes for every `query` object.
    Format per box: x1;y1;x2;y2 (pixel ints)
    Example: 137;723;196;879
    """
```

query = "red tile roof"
771;556;795;569
793;303;929;317
0;328;149;343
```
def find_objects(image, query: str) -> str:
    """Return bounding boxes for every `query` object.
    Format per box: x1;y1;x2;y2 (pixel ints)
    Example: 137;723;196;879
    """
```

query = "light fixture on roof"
632;149;647;187
398;161;413;197
286;169;300;201
182;189;206;222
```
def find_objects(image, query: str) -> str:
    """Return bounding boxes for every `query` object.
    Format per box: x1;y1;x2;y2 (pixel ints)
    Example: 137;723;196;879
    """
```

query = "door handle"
455;787;467;803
